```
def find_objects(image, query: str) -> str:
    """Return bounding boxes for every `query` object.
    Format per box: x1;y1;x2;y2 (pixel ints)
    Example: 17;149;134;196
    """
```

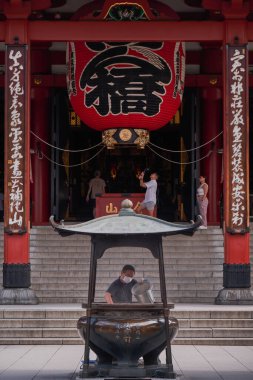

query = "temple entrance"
51;88;199;222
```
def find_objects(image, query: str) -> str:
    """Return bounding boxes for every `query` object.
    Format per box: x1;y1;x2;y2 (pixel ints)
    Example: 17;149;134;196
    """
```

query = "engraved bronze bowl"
77;311;178;366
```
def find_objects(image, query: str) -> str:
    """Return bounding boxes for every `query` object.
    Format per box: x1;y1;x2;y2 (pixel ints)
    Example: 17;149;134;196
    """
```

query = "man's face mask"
122;275;133;284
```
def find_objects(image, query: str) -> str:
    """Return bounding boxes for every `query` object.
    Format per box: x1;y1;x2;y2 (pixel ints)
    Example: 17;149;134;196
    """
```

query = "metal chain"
147;144;213;165
31;130;103;152
148;131;223;153
42;146;105;167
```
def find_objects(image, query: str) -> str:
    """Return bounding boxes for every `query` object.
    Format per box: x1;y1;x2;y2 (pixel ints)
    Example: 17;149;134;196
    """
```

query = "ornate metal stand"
50;200;201;379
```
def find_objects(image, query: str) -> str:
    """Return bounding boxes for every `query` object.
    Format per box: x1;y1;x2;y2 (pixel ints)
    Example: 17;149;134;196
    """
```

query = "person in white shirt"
86;170;106;218
196;175;208;229
137;170;158;217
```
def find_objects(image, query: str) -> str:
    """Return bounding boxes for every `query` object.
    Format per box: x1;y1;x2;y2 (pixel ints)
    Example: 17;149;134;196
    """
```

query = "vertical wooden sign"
226;45;249;234
4;45;27;234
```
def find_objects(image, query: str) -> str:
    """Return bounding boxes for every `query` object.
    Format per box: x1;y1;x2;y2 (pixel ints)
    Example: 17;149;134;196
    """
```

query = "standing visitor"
137;169;158;217
86;170;106;218
196;175;208;229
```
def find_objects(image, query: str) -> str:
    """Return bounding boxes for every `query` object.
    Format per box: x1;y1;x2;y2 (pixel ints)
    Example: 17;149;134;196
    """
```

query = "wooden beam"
0;73;252;88
0;74;225;88
26;21;224;42
4;20;253;43
1;19;253;42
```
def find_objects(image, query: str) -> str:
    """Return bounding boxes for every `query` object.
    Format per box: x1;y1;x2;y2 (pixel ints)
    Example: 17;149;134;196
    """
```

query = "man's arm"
139;172;147;189
104;292;113;304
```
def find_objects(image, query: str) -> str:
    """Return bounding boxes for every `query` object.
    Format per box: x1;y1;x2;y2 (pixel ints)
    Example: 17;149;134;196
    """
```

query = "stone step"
3;327;252;339
177;328;253;338
29;243;224;250
29;270;224;279
31;264;224;272
0;338;82;345
34;270;223;278
30;276;223;285
29;252;224;259
174;310;253;319
31;276;222;285
36;297;218;304
0;324;252;344
0;318;77;328
0;328;79;338
0;310;85;319
30;283;223;292
28;255;238;262
30;257;225;265
29;234;224;240
173;338;253;345
2;308;252;320
177;318;253;328
2;225;253;304
2;317;252;329
33;289;221;298
1;337;253;345
169;297;226;303
29;239;224;245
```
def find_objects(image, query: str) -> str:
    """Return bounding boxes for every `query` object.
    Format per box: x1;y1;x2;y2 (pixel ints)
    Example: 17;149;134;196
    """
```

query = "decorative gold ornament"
102;129;117;149
102;128;149;149
119;129;132;142
209;78;218;85
134;129;149;149
34;78;42;85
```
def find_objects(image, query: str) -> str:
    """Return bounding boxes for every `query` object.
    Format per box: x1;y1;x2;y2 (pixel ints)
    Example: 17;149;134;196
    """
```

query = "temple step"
1;224;253;303
173;338;253;345
0;338;82;345
0;308;253;345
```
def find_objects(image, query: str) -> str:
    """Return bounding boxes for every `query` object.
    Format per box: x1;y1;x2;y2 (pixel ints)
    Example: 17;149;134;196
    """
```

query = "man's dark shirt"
106;277;137;303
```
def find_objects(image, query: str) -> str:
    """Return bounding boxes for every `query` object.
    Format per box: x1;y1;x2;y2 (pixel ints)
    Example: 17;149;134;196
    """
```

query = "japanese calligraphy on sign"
5;45;27;234
80;42;171;117
67;41;185;131
96;194;157;218
227;45;248;233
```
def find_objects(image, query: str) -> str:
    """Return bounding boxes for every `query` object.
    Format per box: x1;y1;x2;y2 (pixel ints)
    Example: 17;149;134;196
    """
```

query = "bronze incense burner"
77;304;179;377
50;200;201;379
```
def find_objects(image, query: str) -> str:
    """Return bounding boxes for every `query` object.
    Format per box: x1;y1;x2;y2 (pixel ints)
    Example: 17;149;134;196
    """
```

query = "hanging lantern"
135;165;142;179
66;0;185;148
69;109;81;128
110;163;117;179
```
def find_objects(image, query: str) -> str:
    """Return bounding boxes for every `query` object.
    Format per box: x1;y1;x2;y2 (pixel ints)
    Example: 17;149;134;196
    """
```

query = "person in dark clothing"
89;264;168;366
104;264;137;304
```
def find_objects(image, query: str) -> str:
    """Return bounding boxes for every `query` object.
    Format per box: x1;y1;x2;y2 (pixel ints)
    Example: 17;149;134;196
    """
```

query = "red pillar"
0;12;38;303
200;44;223;225
30;45;51;225
215;18;252;304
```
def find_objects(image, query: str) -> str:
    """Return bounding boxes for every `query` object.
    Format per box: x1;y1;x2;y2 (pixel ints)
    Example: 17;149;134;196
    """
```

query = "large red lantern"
66;1;185;148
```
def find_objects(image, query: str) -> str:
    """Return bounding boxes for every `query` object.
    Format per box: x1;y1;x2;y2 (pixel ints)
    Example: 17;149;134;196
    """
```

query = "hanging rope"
148;130;223;153
30;130;103;153
42;146;105;168
147;144;213;165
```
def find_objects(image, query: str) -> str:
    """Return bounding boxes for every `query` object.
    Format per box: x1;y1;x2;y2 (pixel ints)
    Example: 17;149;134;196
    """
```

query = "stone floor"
0;345;253;380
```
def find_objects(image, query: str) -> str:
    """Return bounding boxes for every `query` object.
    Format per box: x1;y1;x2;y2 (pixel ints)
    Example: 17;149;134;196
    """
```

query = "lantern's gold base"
102;128;149;149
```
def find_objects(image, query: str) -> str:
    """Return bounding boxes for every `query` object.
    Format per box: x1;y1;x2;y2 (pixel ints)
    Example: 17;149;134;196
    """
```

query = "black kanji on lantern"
80;42;171;117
